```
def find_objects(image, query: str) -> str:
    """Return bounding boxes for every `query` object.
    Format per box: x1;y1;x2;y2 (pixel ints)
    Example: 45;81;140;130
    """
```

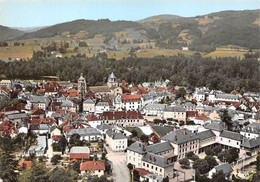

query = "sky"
0;0;259;27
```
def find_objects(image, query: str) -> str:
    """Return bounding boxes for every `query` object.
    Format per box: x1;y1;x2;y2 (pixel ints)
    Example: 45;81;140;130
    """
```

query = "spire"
78;73;85;81
108;72;116;79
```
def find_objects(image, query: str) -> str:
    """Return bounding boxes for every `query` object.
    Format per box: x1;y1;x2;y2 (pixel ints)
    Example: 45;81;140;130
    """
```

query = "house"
66;127;102;142
218;130;243;149
28;135;47;155
31;109;45;119
194;115;211;125
89;86;111;100
0;120;16;137
6;112;29;124
240;136;260;155
95;102;110;114
141;152;174;178
27;95;50;110
50;126;62;138
98;111;145;127
163;106;186;122
121;94;141;111
194;90;206;102
70;146;90;162
208;163;232;179
83;98;95;113
105;129;127;151
85;114;101;128
61;100;77;113
127;141;175;179
96;123;112;135
80;161;105;177
30;123;49;135
208;93;239;103
161;128;199;160
183;102;196;111
240;122;260;139
143;104;166;118
132;168;152;182
17;121;28;134
197;130;216;154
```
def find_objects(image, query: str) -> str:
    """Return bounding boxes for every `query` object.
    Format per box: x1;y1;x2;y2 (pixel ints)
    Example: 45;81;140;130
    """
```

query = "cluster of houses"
0;74;259;181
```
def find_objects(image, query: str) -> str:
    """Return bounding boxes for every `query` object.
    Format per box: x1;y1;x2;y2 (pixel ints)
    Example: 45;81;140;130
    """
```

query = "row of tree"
0;53;259;93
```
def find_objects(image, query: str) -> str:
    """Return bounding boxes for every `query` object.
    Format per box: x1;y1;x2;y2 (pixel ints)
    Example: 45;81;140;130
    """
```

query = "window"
147;164;149;168
155;167;157;171
98;170;101;172
143;163;145;166
220;138;222;141
151;166;153;169
237;142;239;145
228;140;230;143
160;169;162;172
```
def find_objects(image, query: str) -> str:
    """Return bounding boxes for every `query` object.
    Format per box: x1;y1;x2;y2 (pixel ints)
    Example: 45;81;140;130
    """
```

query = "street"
105;146;130;182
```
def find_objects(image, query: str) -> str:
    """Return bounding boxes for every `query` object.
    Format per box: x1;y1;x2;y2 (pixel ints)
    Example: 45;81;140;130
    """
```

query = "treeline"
0;54;259;93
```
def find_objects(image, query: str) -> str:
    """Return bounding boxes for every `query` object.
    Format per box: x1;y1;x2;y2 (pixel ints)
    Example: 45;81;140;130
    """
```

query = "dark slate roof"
164;106;185;112
146;141;173;154
240;137;260;148
96;124;112;131
108;72;116;79
214;163;233;174
205;122;225;132
142;152;173;168
106;129;127;140
219;130;243;141
161;129;199;144
127;141;147;154
67;127;101;136
197;130;216;141
151;126;173;137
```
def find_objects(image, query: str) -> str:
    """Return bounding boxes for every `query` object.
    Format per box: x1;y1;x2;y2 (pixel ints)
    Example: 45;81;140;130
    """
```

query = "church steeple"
107;72;118;88
78;73;87;98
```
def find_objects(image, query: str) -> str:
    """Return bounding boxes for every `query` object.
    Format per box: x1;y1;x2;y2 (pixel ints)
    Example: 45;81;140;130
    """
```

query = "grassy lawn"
204;50;247;58
125;127;145;138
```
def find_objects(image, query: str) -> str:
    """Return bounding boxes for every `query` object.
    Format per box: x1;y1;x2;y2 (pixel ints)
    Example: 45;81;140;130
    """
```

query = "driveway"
105;146;130;182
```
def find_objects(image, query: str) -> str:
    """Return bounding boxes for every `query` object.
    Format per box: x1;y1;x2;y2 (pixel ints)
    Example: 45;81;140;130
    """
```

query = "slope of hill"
0;25;25;41
2;9;259;53
17;19;141;40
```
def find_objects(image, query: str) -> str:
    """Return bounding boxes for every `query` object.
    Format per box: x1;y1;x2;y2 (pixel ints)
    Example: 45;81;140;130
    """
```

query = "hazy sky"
0;0;259;27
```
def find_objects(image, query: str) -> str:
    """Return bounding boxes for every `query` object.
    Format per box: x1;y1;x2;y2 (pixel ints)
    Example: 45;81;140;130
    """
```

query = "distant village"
0;73;260;182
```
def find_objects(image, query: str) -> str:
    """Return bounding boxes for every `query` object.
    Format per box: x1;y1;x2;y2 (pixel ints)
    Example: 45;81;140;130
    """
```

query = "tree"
79;41;88;47
133;170;140;181
256;155;260;171
176;88;186;99
179;158;190;169
162;176;169;182
19;161;49;182
211;170;228;182
131;129;138;137
53;137;67;152
51;155;62;165
193;159;210;174
50;168;76;182
205;148;214;156
69;134;82;148
213;145;222;156
140;135;148;143
220;110;232;130
127;163;133;170
205;155;218;170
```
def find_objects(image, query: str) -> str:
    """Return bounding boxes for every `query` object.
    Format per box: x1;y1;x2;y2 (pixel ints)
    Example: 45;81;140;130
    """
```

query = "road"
105;146;130;182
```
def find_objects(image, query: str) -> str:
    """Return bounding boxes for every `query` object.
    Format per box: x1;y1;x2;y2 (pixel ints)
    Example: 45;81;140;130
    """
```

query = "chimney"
183;128;186;135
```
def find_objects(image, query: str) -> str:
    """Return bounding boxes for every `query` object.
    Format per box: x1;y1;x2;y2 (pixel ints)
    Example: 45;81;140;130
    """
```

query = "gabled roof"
80;161;105;171
205;122;225;132
195;115;210;121
164;106;185;112
214;163;233;174
219;130;243;141
133;168;151;177
161;128;199;144
96;124;112;130
31;109;45;115
70;146;90;154
146;141;173;154
197;130;215;141
106;129;127;140
121;94;141;103
127;141;147;154
241;137;260;148
142;152;173;168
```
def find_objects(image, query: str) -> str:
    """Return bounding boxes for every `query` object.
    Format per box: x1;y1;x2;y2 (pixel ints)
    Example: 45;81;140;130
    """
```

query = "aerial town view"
0;0;259;182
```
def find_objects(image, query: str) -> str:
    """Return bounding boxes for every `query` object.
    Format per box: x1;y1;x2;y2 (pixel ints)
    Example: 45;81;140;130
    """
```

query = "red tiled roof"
0;120;15;136
43;81;59;92
29;118;56;125
36;89;45;93
52;135;63;141
0;87;11;94
121;94;141;103
86;114;98;121
187;111;199;117
31;108;45;115
63;126;73;132
80;161;105;171
70;153;90;160
195;115;210;120
99;111;143;120
149;135;160;142
230;90;239;95
231;102;240;109
132;168;151;177
18;161;32;168
1;103;26;112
